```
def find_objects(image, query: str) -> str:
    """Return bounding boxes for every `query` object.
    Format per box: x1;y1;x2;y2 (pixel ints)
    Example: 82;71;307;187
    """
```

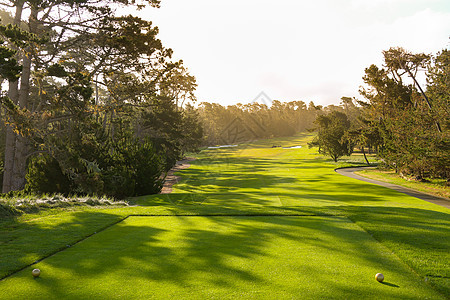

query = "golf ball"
32;269;40;277
375;273;384;282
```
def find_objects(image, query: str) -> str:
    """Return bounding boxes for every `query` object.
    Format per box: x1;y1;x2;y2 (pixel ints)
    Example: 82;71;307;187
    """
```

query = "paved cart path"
336;167;450;209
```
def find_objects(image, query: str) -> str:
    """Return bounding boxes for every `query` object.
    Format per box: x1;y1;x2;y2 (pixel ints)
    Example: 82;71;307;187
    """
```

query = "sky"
131;0;450;107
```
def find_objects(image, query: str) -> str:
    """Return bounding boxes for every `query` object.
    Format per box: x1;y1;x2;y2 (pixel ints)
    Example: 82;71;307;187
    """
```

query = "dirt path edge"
160;157;196;194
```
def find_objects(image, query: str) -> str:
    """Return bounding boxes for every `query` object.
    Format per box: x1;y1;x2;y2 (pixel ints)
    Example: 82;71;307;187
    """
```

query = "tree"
383;47;442;133
308;111;353;162
358;48;449;179
424;50;450;179
0;0;202;195
426;49;449;133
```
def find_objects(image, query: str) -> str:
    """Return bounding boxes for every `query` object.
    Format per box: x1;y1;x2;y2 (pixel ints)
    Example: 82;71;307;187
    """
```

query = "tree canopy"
308;111;353;162
357;48;449;179
0;0;202;197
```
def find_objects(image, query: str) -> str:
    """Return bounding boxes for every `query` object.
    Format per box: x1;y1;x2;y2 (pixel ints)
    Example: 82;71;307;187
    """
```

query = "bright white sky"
131;0;450;106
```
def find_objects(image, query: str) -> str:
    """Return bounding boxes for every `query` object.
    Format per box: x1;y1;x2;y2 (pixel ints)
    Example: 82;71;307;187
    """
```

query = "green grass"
356;169;449;199
0;216;442;299
0;133;449;299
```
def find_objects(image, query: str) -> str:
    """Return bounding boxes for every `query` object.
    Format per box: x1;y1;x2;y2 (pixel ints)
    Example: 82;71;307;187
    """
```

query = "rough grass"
0;194;127;218
356;169;449;199
0;133;448;298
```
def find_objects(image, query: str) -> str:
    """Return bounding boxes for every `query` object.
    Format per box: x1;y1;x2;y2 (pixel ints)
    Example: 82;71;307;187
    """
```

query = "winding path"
160;157;196;194
336;167;450;209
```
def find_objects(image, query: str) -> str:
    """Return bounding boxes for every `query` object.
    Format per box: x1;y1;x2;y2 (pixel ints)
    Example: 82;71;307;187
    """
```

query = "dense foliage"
358;48;449;180
0;1;447;199
308;111;354;162
307;48;448;181
0;1;202;198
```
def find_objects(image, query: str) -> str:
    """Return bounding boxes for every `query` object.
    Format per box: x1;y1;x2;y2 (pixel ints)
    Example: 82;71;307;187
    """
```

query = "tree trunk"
362;147;370;166
10;6;38;191
11;136;28;190
11;46;32;189
2;1;24;193
2;118;17;192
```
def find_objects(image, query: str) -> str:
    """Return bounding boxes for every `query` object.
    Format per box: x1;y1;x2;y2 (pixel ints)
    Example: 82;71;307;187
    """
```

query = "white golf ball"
375;273;384;282
32;269;40;277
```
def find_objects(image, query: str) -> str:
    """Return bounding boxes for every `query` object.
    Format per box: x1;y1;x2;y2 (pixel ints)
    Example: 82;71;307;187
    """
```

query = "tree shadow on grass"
171;156;300;194
3;215;425;298
0;207;447;298
139;172;430;210
340;205;450;296
0;210;124;280
165;152;437;209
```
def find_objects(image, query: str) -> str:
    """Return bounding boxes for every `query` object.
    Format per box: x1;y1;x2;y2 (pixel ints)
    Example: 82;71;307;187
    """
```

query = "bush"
26;154;72;194
101;137;164;198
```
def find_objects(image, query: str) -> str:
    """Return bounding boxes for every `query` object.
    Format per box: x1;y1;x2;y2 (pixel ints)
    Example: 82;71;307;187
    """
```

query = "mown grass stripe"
0;215;130;281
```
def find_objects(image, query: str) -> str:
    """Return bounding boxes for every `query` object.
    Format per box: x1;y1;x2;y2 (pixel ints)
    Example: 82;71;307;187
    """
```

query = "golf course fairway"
0;134;448;299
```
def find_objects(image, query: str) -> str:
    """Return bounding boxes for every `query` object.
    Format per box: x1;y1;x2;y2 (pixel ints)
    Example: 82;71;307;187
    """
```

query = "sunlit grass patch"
356;169;449;199
0;216;444;299
1;134;448;297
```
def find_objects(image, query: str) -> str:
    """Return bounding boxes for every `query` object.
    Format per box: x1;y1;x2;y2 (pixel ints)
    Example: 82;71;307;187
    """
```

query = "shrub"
25;154;72;194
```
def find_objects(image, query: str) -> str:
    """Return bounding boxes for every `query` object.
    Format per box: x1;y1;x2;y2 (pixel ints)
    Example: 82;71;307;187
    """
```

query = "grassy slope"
0;133;448;298
356;169;449;199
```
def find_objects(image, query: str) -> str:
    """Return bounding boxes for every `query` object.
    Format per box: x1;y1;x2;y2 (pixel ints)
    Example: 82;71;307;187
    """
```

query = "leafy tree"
180;103;203;152
0;1;202;196
427;49;449;133
358;48;449;179
0;0;163;192
0;39;20;81
308;111;353;162
340;97;360;123
25;154;71;194
383;47;442;133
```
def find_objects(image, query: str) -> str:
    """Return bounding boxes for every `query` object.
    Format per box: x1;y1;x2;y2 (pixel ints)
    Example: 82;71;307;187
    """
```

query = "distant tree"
340;97;360;122
180;103;203;152
347;120;381;166
197;100;318;145
308;111;353;162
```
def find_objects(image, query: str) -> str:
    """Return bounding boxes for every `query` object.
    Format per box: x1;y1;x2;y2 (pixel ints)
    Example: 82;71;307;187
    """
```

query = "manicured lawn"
0;216;442;299
1;134;449;298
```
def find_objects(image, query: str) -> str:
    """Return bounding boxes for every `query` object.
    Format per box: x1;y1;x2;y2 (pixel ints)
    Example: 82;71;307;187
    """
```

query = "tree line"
0;0;447;198
196;100;322;145
0;0;202;198
309;48;449;182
